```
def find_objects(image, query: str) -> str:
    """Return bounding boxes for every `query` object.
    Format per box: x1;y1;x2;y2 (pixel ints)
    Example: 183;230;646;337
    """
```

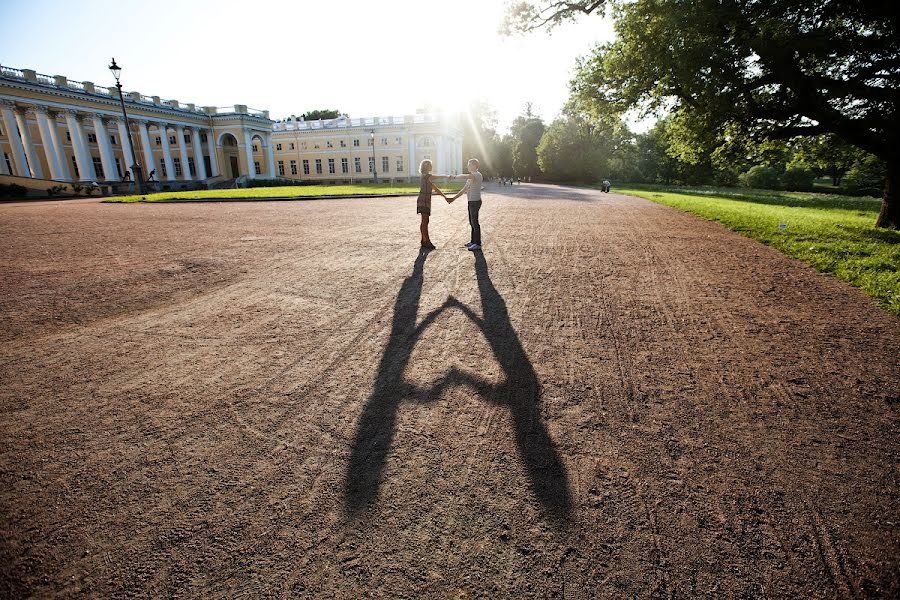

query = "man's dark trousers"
468;200;482;246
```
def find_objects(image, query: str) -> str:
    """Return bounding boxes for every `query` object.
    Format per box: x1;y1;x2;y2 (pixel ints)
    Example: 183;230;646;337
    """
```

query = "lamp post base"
131;164;146;195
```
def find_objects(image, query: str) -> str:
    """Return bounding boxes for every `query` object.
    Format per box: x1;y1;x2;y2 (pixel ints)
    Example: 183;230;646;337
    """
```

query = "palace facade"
0;64;462;193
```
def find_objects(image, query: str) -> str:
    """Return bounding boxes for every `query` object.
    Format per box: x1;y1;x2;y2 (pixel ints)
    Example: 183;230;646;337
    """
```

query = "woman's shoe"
422;242;436;249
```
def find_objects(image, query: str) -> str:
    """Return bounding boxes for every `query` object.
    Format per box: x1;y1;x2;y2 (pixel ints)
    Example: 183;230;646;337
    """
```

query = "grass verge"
105;183;464;203
616;185;899;315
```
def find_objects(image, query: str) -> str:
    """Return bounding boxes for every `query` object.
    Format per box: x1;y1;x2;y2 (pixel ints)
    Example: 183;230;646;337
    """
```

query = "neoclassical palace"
0;64;462;193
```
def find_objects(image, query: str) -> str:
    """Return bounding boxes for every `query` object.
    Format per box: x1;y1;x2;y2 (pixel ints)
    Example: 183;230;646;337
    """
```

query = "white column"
158;123;176;181
190;127;207;180
243;130;256;178
457;140;463;175
175;125;192;180
64;110;95;181
14;108;44;178
91;115;117;181
116;119;135;174
34;107;64;180
265;133;276;178
46;111;71;180
1;101;31;177
205;130;218;177
436;136;445;174
408;135;416;178
137;121;155;180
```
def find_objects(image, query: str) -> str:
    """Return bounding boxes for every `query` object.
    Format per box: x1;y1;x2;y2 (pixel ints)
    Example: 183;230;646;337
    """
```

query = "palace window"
354;157;361;173
92;156;104;178
368;156;374;173
353;139;360;147
301;142;307;150
302;159;310;175
66;131;71;142
278;160;285;176
367;138;373;147
341;158;348;173
315;159;322;174
381;137;388;145
184;134;191;144
115;158;122;178
87;133;97;143
72;156;79;177
328;158;335;174
173;157;183;177
289;143;295;150
313;143;320;149
110;135;117;145
252;144;258;152
396;157;404;172
158;157;167;178
169;135;176;145
396;136;402;144
188;157;196;177
155;136;161;146
340;140;346;148
382;156;389;173
254;161;261;175
326;141;333;148
290;160;297;175
276;143;282;151
200;133;207;143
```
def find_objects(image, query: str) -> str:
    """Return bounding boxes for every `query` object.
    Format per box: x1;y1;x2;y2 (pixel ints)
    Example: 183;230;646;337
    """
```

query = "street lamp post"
108;58;145;194
370;129;378;183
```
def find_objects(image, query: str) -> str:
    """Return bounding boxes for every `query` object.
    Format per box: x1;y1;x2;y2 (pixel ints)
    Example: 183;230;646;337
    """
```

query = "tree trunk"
875;160;899;229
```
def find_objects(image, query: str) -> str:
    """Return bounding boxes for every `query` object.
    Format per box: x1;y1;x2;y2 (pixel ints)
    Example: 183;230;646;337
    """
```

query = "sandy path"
1;184;897;597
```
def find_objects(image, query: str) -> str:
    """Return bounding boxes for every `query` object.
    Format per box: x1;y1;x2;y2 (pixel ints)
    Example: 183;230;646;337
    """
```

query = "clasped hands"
439;191;461;203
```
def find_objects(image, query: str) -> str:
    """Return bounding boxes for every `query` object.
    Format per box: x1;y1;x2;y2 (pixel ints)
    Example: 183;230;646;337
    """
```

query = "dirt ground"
1;184;898;598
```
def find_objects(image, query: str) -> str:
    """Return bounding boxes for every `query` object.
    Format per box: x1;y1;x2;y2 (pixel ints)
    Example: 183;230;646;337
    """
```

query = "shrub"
0;183;28;198
738;165;781;190
713;168;740;187
843;154;885;197
46;185;68;197
71;183;84;195
780;167;815;191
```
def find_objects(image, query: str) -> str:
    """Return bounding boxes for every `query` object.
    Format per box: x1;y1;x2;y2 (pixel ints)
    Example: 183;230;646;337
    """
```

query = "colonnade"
0;100;223;182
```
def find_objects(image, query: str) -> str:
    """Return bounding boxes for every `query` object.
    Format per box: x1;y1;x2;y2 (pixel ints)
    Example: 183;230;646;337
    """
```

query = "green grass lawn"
616;184;900;315
105;183;464;203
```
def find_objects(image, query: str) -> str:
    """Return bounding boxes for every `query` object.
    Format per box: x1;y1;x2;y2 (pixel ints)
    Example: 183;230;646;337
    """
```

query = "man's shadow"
344;250;572;521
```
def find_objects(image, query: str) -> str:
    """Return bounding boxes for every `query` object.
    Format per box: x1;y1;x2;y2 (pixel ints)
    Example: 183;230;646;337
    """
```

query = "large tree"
460;100;502;176
505;0;900;227
511;104;545;178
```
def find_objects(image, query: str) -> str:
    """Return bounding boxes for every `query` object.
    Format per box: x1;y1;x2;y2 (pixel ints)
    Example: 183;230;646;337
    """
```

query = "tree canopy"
299;109;346;121
506;0;900;227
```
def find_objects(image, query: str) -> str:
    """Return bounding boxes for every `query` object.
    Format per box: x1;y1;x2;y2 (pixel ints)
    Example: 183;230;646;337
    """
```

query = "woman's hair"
419;159;433;175
468;158;479;168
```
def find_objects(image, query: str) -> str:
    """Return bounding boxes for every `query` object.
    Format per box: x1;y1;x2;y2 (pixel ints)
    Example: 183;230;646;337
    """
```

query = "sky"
0;0;620;132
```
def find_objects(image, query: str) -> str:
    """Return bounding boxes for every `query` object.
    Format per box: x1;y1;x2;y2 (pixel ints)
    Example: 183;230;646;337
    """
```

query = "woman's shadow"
344;249;572;522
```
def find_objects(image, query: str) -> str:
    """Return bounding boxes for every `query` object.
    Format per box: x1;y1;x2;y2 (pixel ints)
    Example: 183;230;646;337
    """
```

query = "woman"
416;159;450;249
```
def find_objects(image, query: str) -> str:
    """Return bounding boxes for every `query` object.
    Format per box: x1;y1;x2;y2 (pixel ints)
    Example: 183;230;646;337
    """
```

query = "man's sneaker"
463;242;474;248
467;244;481;251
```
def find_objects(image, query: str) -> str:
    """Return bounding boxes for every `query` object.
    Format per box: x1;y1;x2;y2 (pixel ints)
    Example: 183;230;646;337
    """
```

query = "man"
447;158;484;251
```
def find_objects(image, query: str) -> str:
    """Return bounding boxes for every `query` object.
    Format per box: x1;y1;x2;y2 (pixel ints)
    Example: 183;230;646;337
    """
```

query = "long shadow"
344;250;572;521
